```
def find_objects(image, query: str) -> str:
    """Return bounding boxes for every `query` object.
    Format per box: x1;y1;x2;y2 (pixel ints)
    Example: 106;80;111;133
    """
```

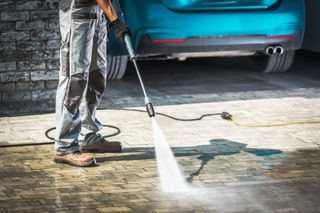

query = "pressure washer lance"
124;34;155;117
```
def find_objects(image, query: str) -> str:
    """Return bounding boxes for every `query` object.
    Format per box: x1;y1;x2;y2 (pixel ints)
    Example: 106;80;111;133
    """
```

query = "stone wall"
0;0;60;115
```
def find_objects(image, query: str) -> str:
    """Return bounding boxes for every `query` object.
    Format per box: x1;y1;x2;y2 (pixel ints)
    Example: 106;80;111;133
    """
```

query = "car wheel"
249;50;295;73
107;55;128;80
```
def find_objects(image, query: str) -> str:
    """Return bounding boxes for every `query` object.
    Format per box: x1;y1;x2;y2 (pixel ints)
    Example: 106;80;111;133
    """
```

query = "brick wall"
0;0;60;115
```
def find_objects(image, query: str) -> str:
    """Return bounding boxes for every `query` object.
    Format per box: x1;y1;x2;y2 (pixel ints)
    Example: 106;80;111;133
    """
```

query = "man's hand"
109;19;133;42
96;0;132;42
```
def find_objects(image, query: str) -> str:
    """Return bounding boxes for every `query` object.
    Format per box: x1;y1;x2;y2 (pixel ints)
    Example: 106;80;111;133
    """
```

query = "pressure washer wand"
124;34;155;117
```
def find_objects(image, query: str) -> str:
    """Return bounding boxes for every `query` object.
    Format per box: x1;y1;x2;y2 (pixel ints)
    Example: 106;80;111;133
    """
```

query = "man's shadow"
184;139;282;183
96;139;282;183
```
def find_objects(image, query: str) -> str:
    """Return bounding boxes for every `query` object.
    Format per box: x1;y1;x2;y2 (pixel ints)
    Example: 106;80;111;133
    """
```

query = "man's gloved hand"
109;19;132;42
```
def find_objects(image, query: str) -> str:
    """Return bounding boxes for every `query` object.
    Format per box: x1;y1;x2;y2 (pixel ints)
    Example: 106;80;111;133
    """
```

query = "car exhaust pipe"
265;45;284;55
274;46;284;55
266;46;275;55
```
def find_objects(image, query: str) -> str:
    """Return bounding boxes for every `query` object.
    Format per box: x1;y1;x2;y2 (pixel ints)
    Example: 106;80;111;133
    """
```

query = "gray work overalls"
55;0;107;155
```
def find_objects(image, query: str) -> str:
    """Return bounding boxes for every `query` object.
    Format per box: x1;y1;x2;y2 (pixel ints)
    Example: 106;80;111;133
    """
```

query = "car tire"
107;55;128;80
249;50;295;73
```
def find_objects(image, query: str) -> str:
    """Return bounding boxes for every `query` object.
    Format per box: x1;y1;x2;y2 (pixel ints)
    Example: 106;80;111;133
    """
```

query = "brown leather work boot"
81;138;122;153
54;152;96;167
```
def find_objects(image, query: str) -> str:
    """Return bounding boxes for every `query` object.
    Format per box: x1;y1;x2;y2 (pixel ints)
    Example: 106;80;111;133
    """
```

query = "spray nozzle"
146;103;155;117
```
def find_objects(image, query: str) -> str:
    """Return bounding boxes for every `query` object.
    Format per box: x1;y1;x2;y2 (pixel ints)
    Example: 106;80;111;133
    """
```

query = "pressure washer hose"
1;110;320;148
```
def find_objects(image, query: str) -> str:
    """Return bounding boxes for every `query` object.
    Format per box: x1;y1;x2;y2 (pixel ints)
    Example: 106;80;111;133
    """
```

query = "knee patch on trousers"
86;69;106;105
64;72;88;113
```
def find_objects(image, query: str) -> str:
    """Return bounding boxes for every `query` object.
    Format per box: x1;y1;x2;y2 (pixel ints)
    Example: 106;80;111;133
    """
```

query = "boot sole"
81;148;123;153
54;157;96;167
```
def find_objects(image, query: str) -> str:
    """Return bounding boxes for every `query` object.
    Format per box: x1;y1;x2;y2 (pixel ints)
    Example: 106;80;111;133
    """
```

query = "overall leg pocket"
65;11;97;113
71;12;97;21
74;0;95;8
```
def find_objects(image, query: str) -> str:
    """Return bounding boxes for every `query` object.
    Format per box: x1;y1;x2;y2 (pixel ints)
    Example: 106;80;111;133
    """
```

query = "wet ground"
0;50;320;212
0;146;319;212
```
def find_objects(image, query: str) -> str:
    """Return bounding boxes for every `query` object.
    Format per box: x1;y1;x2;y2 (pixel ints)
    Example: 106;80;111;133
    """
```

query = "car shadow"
101;50;320;109
95;139;282;183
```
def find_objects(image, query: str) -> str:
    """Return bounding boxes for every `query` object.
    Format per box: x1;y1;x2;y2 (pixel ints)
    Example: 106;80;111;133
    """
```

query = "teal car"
107;0;305;80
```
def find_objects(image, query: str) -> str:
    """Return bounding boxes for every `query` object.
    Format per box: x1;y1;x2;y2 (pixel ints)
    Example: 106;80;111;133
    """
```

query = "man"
54;0;131;167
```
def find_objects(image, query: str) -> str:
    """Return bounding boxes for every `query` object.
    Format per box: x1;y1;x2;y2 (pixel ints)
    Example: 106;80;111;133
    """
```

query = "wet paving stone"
0;145;319;212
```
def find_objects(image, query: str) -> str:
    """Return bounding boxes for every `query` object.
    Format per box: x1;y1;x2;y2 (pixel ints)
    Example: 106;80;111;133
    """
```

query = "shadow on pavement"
2;50;319;116
96;139;283;183
102;50;320;109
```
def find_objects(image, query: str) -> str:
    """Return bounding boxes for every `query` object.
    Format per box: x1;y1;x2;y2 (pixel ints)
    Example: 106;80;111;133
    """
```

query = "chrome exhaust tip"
275;46;284;55
266;46;275;55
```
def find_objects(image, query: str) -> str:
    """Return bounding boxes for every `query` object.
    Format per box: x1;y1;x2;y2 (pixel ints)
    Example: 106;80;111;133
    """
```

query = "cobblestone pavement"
0;51;320;212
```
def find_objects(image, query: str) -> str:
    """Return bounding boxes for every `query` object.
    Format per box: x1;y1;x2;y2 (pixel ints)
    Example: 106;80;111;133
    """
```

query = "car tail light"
267;34;293;39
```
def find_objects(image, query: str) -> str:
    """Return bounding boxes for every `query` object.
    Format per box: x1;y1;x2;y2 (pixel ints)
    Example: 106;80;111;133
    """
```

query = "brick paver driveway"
0;51;320;212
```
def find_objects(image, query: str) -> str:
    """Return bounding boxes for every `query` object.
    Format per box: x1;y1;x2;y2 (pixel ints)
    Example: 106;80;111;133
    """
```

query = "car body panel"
161;0;280;11
137;30;301;57
108;0;305;57
302;0;320;53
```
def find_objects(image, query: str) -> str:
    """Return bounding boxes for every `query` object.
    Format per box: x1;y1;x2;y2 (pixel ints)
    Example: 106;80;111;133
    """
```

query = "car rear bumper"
112;0;305;57
136;30;302;57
